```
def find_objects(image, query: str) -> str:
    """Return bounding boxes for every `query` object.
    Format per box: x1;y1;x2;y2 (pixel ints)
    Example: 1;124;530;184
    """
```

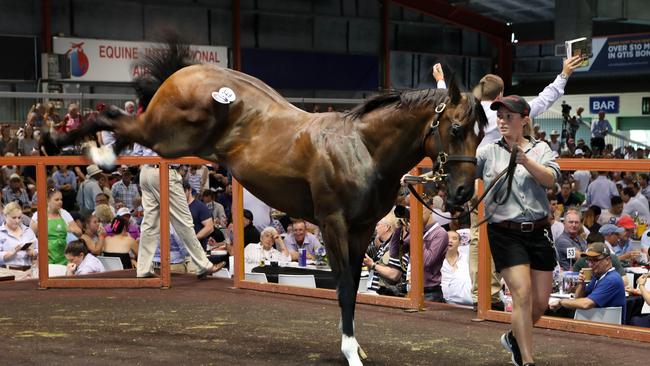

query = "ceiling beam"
391;0;510;40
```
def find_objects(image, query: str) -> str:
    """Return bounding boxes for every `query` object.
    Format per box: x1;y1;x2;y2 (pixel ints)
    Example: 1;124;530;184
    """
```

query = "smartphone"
20;242;33;251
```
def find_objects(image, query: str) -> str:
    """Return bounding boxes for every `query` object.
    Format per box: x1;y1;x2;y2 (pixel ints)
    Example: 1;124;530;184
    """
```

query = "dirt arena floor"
0;273;646;366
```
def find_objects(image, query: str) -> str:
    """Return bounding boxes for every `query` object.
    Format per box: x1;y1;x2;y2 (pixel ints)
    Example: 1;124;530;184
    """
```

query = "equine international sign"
52;37;227;82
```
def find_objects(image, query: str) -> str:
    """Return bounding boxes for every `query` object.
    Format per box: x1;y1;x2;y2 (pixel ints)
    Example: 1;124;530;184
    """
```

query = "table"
252;264;336;289
0;267;32;281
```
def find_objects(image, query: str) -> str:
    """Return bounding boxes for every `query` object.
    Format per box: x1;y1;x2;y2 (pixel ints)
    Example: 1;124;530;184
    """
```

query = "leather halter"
408;102;520;225
421;98;478;183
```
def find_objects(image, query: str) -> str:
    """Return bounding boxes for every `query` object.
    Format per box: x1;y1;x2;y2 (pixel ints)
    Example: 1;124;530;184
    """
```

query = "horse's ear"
448;75;461;105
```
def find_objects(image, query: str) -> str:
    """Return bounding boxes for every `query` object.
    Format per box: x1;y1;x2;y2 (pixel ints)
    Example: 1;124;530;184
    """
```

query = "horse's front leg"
319;212;365;366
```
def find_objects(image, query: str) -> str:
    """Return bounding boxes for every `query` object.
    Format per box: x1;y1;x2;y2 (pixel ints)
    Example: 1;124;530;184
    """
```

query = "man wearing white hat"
77;165;104;217
2;173;30;208
548;130;561;154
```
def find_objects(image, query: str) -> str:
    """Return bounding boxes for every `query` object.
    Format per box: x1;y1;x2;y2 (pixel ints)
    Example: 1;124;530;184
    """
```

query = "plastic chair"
358;277;369;293
97;256;124;271
574;306;622;325
278;274;316;288
213;268;231;279
642;281;650;315
48;264;67;277
245;272;268;283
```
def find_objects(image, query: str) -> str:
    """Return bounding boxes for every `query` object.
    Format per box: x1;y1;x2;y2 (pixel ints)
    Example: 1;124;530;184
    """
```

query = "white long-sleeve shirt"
441;250;472;305
439;75;569;148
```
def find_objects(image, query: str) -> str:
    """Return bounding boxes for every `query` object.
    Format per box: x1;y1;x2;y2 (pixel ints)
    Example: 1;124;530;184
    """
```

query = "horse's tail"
134;32;195;111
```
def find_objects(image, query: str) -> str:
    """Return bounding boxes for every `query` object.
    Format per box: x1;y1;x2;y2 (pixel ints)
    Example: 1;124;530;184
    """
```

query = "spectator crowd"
0;92;648;330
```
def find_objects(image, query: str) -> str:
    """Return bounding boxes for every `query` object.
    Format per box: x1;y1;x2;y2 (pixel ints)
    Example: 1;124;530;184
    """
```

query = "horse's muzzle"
449;184;474;208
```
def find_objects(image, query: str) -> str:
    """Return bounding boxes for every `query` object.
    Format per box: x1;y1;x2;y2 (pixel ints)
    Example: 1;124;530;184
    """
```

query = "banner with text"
52;37;228;82
578;33;650;73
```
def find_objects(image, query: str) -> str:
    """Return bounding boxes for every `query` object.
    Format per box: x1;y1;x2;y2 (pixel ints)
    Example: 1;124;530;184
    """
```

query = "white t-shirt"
572;170;591;195
441;250;473;305
31;209;74;224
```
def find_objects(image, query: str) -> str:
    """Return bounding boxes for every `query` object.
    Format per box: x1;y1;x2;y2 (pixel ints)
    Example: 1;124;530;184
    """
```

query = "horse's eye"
451;123;463;138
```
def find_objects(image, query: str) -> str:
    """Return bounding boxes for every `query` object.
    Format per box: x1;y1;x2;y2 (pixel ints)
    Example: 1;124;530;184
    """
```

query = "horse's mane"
346;88;488;132
346;89;447;120
134;32;195;111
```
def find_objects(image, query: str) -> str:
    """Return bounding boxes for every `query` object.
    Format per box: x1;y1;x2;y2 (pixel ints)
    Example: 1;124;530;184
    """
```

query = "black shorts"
487;223;556;273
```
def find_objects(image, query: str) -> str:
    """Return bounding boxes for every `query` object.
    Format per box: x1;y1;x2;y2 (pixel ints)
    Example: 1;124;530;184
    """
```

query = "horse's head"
422;80;487;208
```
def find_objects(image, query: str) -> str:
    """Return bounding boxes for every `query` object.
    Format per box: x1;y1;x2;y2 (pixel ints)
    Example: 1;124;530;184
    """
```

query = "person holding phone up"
0;202;38;271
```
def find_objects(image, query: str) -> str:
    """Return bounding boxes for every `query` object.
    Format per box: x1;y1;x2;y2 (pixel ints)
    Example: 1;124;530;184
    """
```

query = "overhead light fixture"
511;32;518;44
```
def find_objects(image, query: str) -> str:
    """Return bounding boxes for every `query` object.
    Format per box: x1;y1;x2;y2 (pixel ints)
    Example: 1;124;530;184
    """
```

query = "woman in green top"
30;188;82;264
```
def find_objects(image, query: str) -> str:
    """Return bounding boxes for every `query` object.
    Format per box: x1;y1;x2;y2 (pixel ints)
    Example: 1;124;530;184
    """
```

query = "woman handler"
476;95;559;366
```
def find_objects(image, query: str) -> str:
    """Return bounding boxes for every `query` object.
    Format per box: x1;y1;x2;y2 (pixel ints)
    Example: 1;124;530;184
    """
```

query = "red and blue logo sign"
67;42;89;77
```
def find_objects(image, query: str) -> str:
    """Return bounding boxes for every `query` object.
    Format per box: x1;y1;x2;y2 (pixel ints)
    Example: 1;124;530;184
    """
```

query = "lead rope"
406;145;520;228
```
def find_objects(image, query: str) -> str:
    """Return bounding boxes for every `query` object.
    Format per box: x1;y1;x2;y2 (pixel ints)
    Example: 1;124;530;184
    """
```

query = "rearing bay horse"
52;41;487;365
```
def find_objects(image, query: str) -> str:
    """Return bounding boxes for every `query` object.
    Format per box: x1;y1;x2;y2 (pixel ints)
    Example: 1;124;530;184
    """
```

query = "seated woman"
630;275;650;327
94;204;115;234
441;230;473;305
30;188;82;264
79;214;106;256
102;216;138;269
0;202;38;270
64;240;105;275
244;226;291;273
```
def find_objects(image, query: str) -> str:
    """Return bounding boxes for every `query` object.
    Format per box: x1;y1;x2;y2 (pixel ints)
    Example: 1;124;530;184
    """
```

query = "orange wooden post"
158;161;171;288
476;179;491;318
36;162;49;288
232;179;245;287
408;167;425;310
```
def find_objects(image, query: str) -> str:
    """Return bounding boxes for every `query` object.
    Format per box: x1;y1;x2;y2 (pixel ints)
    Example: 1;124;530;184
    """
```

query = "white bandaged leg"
88;145;117;169
341;335;363;366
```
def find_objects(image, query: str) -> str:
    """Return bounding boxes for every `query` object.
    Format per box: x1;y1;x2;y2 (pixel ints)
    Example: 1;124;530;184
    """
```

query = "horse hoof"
358;345;367;360
341;335;363;366
88;145;117;170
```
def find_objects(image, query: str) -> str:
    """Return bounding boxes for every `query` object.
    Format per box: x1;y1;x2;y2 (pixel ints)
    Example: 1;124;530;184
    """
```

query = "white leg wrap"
341;335;363;366
89;145;117;169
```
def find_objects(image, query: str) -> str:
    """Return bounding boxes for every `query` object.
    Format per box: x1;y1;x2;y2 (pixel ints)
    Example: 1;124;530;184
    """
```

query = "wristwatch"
559;72;569;79
371;263;377;271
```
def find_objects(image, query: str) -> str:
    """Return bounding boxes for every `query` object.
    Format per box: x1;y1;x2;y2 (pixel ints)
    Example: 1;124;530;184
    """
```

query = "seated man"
554;208;587;270
365;213;397;262
2;174;30;208
364;223;410;297
550;242;626;323
597;196;624;225
366;208;448;301
244;226;290;273
284;219;322;261
615;215;643;263
441;230;472;305
556;180;582;207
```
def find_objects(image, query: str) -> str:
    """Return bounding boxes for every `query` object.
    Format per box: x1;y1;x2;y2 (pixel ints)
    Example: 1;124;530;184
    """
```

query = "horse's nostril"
456;186;465;198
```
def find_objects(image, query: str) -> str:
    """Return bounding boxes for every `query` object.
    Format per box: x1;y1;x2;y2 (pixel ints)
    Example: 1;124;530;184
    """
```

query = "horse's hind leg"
53;111;116;148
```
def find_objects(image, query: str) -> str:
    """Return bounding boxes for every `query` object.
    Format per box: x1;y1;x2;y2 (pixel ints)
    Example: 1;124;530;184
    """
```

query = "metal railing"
533;110;649;151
